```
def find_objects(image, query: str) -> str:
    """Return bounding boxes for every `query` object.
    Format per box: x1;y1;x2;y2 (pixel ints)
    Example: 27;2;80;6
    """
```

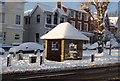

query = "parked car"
9;42;44;55
106;40;118;49
0;48;5;55
88;42;98;50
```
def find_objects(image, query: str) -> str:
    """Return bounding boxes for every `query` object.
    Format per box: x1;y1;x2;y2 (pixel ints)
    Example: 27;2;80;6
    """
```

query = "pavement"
1;63;120;81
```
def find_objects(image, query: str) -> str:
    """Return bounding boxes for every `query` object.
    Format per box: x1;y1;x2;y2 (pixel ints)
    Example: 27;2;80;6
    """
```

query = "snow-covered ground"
0;49;119;74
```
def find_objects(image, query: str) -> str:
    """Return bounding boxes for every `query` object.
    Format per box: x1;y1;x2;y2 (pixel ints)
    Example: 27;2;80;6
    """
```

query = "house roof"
40;22;89;41
24;3;67;16
109;17;118;28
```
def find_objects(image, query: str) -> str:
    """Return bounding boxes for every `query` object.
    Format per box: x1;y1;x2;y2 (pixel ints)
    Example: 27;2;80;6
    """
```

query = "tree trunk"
98;33;104;53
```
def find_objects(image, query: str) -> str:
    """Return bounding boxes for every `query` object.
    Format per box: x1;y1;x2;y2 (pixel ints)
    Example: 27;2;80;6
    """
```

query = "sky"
24;1;119;14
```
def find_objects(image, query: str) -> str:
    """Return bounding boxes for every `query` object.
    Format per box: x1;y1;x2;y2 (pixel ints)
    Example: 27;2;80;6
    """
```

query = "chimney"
57;0;61;9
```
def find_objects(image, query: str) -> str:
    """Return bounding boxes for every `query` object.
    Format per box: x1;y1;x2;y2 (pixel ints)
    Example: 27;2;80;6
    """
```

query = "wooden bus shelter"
40;22;89;62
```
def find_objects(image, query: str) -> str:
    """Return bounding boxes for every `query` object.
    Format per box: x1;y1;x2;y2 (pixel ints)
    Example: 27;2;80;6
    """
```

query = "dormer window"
46;14;52;24
36;15;40;23
70;10;75;18
60;17;64;23
54;12;58;25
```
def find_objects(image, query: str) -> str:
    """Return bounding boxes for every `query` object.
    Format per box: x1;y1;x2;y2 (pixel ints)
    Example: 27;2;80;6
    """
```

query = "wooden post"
45;40;48;59
7;54;11;67
61;40;65;62
40;56;42;65
91;54;94;62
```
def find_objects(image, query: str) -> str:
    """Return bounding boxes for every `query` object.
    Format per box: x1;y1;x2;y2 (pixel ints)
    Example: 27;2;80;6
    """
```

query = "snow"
41;22;89;41
106;38;119;48
0;48;5;53
24;9;33;16
88;42;98;50
9;42;44;53
24;3;67;16
109;17;118;27
0;49;119;74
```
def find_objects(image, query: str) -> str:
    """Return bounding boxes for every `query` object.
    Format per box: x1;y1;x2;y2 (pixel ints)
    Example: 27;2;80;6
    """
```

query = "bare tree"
81;0;109;53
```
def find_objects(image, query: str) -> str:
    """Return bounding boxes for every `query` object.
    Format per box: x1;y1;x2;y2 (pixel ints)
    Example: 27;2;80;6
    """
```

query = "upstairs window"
60;17;64;23
25;17;30;24
78;12;82;20
46;14;52;24
70;10;75;18
84;13;88;21
15;15;21;25
78;22;82;31
0;13;5;23
84;23;88;32
36;15;40;23
14;34;20;40
51;41;59;51
54;12;58;25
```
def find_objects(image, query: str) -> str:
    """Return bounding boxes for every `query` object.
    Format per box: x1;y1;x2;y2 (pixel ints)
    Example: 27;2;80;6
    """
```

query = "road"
2;63;120;81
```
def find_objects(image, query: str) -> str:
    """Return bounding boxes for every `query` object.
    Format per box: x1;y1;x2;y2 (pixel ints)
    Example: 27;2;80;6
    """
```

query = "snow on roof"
109;17;118;28
24;9;33;16
24;3;67;16
40;22;89;41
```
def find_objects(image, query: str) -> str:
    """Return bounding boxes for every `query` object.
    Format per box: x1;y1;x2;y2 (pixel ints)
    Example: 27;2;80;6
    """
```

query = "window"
35;33;39;43
84;13;88;21
52;41;59;51
71;21;75;27
14;34;20;40
0;13;5;23
25;17;30;24
46;14;52;24
78;22;82;30
54;12;58;25
15;15;21;25
0;32;5;41
3;32;6;41
70;10;75;18
36;15;40;23
84;23;88;32
60;17;64;23
78;12;82;20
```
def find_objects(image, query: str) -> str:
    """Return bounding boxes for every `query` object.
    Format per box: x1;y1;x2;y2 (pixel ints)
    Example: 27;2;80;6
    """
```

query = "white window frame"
78;22;82;31
78;12;82;20
84;23;88;32
70;10;75;18
84;13;88;21
71;21;75;27
60;16;65;23
14;34;20;40
51;41;59;51
15;14;21;25
46;13;52;24
36;14;40;23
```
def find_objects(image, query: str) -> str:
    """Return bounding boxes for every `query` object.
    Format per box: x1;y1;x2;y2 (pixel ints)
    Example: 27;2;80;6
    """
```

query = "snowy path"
0;49;119;74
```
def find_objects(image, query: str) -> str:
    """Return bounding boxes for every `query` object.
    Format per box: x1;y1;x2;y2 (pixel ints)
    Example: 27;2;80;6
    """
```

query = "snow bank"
0;49;119;74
